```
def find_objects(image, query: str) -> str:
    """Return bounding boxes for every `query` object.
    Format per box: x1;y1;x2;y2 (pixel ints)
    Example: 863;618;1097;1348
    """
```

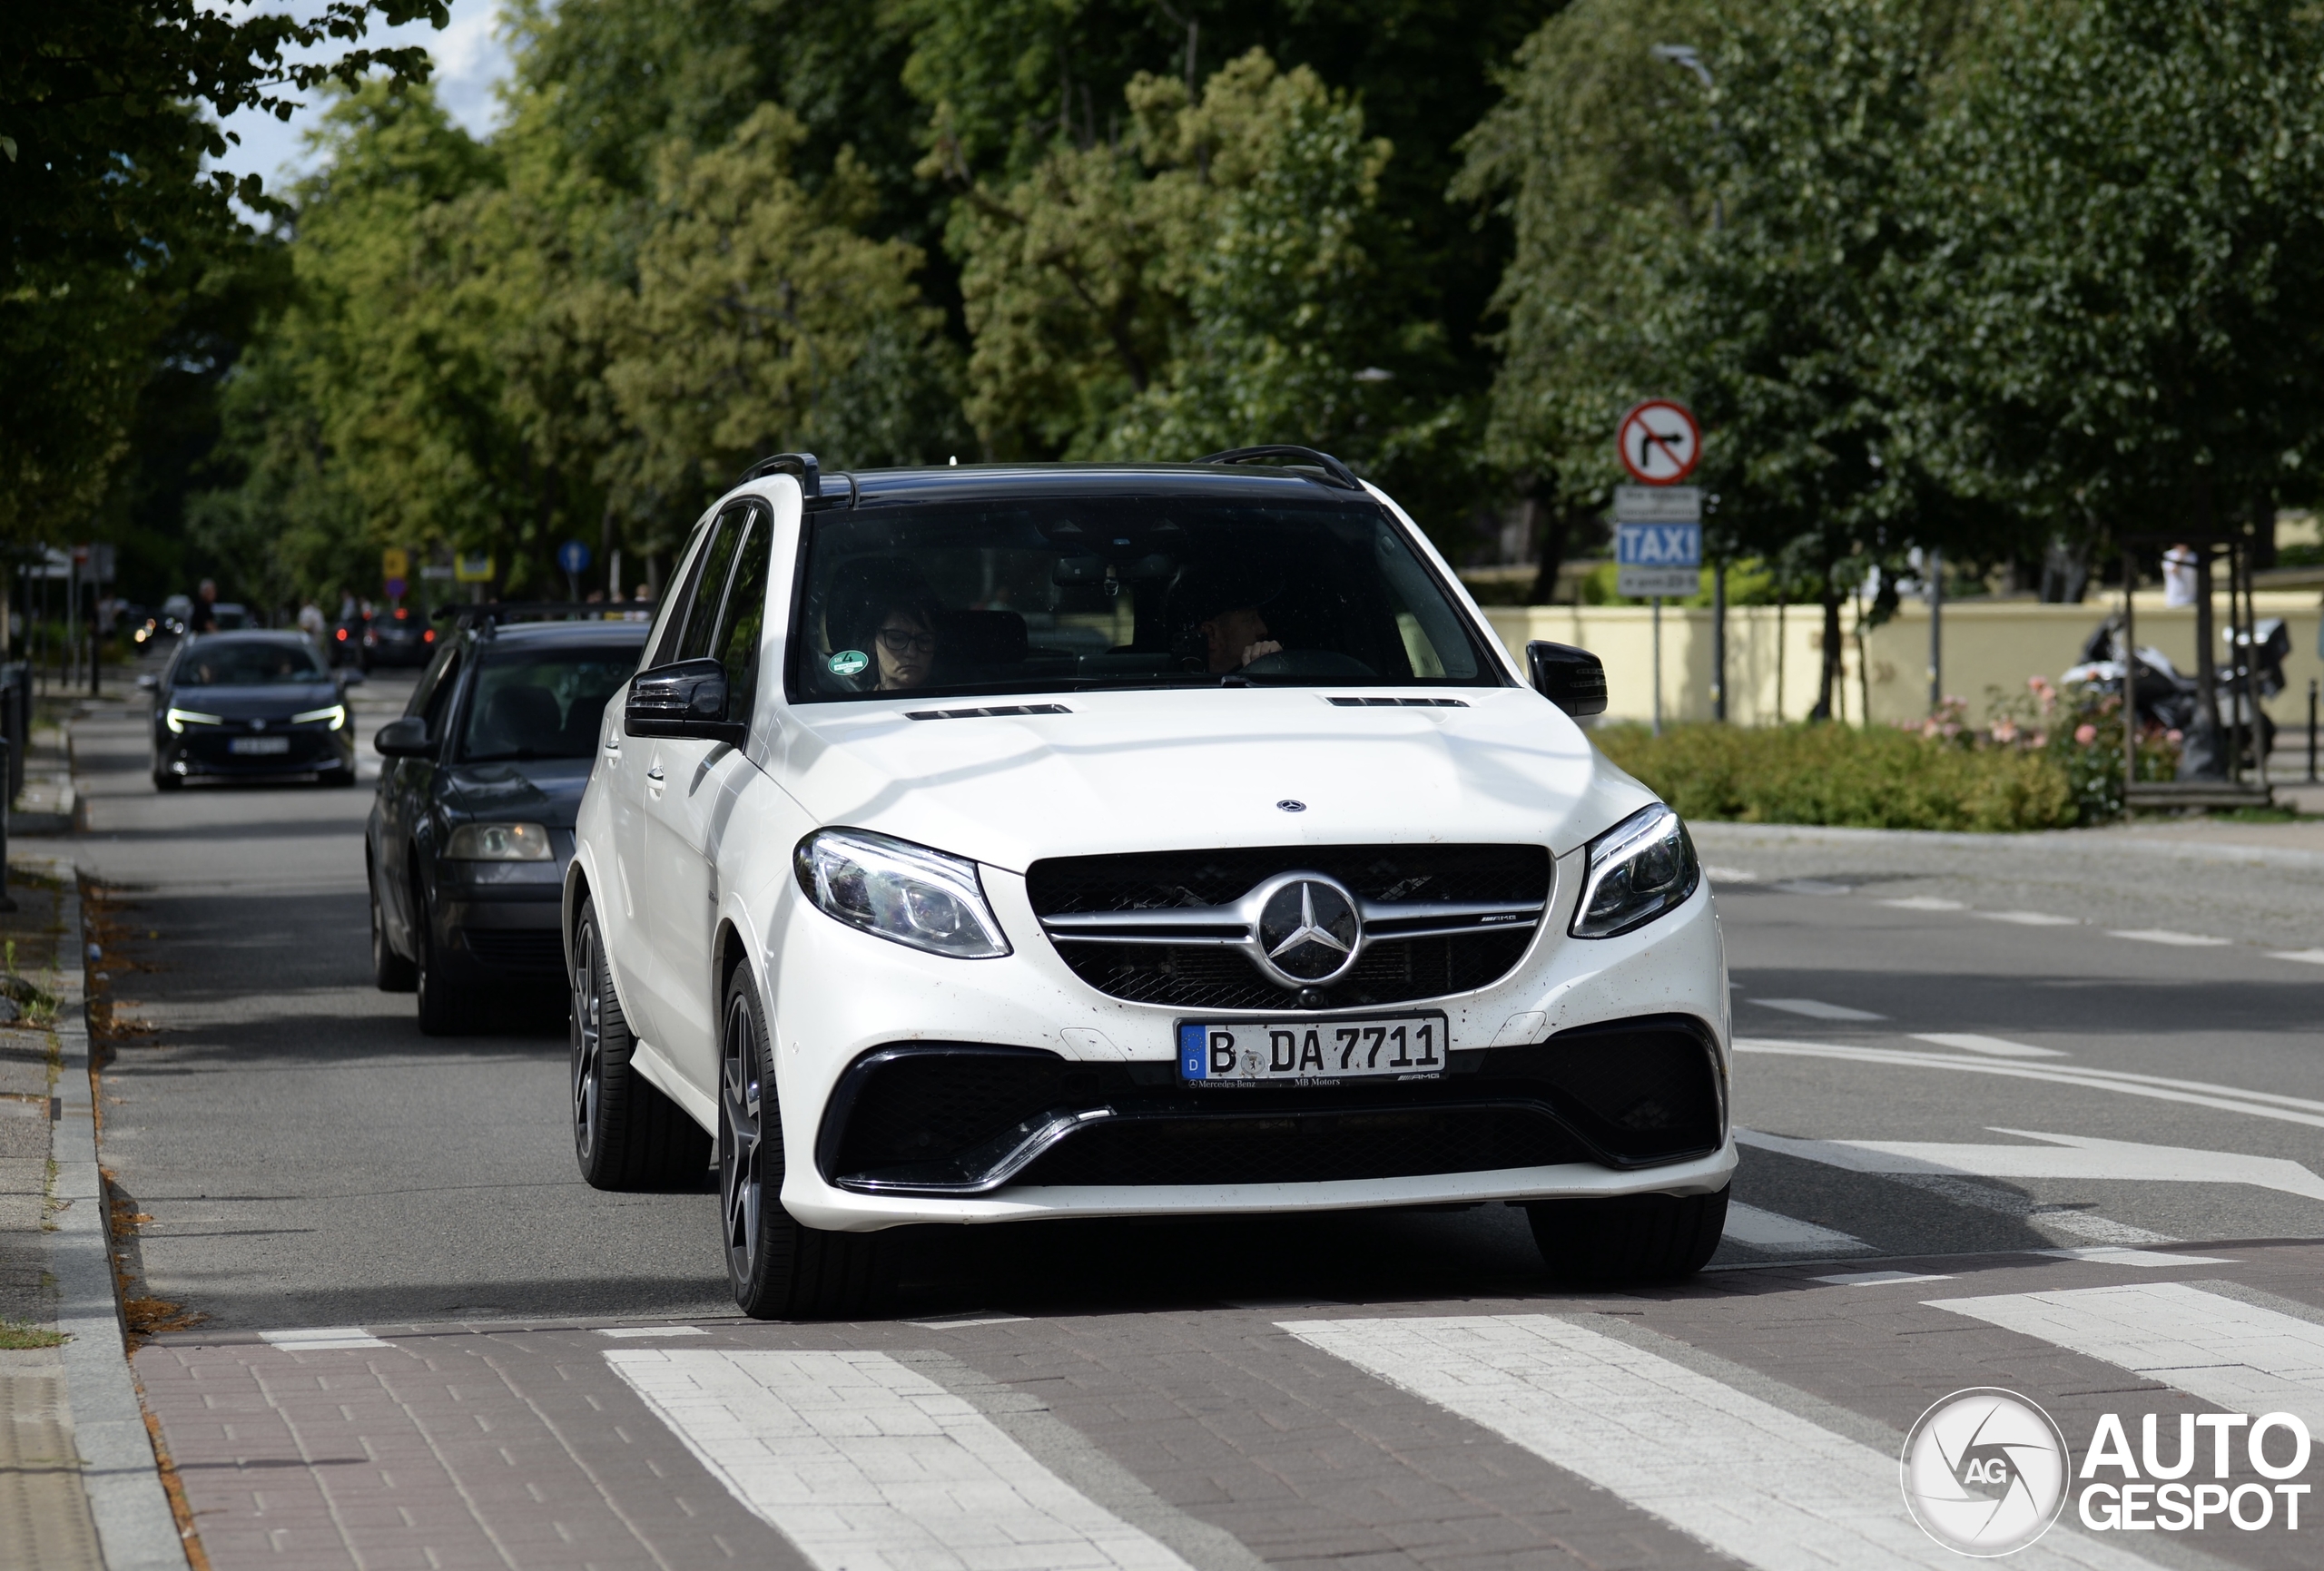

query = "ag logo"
1902;1389;2071;1556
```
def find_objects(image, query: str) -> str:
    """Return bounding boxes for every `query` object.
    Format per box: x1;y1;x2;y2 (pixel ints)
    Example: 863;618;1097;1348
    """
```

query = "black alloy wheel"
569;898;705;1190
1526;1185;1729;1285
152;768;180;792
369;861;417;992
717;964;889;1320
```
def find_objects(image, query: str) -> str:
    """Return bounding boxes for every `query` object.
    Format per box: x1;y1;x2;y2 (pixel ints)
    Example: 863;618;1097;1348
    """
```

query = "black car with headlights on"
143;632;360;790
366;613;649;1034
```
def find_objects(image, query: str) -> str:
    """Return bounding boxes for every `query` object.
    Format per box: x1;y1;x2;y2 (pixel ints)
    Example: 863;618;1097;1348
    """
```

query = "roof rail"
1196;445;1363;491
740;451;821;496
431;601;655;630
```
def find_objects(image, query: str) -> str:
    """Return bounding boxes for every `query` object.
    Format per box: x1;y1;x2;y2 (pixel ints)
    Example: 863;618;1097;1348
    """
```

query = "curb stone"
1687;818;2324;871
36;853;193;1571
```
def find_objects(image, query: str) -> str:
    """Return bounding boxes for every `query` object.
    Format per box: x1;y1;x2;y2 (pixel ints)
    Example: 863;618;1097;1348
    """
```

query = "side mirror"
135;673;159;692
625;658;746;744
374;716;434;758
1526;641;1608;718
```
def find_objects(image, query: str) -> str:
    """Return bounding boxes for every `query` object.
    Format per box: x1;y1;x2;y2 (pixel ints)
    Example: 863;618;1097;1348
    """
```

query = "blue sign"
556;540;594;575
1615;522;1701;568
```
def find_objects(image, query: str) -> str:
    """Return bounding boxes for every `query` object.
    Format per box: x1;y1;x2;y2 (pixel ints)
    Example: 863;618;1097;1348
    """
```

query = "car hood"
442;759;592;828
773;688;1654;873
163;682;340;719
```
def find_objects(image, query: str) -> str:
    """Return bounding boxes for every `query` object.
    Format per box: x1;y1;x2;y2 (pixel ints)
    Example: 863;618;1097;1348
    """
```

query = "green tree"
1;0;444;544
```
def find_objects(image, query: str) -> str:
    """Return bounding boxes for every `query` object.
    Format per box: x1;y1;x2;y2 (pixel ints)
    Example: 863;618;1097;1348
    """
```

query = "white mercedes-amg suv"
566;447;1732;1318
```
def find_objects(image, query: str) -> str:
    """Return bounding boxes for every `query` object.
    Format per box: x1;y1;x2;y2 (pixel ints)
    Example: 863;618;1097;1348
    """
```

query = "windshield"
458;647;641;761
789;493;1495;702
176;640;328;686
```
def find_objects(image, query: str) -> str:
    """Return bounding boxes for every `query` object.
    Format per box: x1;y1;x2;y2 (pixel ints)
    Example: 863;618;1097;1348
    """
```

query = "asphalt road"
63;656;2324;1569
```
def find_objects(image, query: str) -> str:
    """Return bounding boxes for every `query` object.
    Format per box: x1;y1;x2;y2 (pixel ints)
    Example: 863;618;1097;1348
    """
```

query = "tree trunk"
1809;587;1843;721
1524;480;1569;605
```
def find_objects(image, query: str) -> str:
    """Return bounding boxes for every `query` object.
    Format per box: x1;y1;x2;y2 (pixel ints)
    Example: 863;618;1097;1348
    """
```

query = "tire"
571;898;708;1190
369;864;417;992
1526;1185;1728;1285
321;767;358;789
718;962;890;1319
413;886;476;1036
152;771;181;792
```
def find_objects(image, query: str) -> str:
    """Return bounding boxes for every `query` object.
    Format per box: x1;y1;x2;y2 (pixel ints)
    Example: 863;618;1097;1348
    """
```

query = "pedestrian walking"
297;598;326;658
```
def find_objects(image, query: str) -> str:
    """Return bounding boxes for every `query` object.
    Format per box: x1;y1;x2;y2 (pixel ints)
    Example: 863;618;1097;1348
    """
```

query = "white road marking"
1749;997;1887;1022
1278;1315;2149;1571
1772;879;1854;895
1975;910;2079;926
1813;1270;1955;1288
1737;1127;2324;1204
1881;896;1966;911
2033;1247;2232;1269
1721;1203;1871;1254
607;1348;1195;1571
1909;1032;2069;1059
2107;928;2232;948
2267;948;2324;966
1932;1283;2324;1432
260;1327;388;1350
1737;1037;2324;1130
1703;865;1760;884
597;1326;710;1338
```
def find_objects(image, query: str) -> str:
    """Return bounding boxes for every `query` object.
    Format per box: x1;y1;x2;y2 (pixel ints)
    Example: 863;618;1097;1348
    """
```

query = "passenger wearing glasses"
872;604;939;691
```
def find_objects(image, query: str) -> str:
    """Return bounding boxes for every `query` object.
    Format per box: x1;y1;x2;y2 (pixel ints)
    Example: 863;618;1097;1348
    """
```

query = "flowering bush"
1598;722;2076;832
1978;676;2176;823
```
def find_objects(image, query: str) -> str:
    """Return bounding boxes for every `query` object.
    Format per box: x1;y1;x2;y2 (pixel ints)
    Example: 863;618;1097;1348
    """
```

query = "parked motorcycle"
2062;615;2287;776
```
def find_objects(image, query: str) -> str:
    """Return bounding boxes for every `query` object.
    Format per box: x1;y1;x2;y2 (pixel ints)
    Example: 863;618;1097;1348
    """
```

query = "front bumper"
769;849;1734;1232
159;725;354;779
430;854;569;985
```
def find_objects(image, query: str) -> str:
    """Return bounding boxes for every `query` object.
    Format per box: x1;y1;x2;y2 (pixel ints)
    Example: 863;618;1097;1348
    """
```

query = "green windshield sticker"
827;649;869;677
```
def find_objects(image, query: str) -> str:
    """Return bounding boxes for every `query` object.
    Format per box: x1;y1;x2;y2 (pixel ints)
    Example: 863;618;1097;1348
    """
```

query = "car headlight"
290;703;347;730
794;828;1010;959
1571;804;1700;938
165;707;222;733
443;822;554;861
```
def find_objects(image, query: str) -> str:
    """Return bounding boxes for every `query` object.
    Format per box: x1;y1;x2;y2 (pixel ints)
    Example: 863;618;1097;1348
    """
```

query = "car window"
421;650;464;738
712;508;772;724
457;647;644;762
408;643;460;720
788;493;1495;702
173;639;328;686
671;506;750;665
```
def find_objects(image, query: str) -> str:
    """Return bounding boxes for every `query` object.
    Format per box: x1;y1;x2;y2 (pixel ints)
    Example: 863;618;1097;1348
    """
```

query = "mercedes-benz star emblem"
250;718;265;731
1254;875;1362;987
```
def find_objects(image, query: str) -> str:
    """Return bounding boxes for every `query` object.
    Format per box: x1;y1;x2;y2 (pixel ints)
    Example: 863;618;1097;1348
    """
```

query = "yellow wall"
1482;593;2324;729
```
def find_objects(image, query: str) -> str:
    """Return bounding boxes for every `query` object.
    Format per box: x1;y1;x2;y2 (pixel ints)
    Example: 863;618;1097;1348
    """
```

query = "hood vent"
904;703;1072;721
1325;695;1469;709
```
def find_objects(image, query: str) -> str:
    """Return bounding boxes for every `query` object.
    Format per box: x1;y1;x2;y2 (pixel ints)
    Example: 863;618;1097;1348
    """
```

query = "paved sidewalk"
0;864;104;1570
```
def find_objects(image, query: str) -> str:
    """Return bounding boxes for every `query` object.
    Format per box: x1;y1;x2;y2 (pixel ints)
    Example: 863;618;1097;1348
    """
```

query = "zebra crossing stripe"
1932;1282;2324;1431
1279;1315;2160;1571
606;1348;1196;1571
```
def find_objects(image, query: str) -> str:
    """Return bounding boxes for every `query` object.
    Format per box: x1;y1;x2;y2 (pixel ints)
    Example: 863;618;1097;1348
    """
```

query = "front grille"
1014;1105;1588;1186
1027;844;1550;1009
460;928;567;969
815;1016;1720;1193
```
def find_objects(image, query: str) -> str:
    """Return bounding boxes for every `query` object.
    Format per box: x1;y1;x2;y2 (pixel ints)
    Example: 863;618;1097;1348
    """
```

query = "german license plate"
228;736;290;755
1177;1014;1448;1085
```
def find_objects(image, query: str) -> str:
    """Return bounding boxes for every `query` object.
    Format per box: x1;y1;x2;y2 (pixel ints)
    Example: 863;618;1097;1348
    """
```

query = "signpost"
556;540;593;603
1612;466;1704;736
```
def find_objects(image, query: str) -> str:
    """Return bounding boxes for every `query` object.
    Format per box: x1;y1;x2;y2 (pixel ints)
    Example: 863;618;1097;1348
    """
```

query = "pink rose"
2165;729;2183;744
2073;723;2097;745
1992;720;2018;743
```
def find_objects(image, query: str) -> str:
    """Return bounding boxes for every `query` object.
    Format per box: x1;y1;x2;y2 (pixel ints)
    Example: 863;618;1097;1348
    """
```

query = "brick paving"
130;1242;2324;1571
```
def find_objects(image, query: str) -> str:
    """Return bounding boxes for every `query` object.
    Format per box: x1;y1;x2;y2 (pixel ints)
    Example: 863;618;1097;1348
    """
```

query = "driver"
1201;604;1282;673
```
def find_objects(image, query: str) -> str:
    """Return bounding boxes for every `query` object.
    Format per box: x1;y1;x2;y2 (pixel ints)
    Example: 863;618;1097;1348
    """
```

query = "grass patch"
1597;722;2079;832
0;1319;68;1350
